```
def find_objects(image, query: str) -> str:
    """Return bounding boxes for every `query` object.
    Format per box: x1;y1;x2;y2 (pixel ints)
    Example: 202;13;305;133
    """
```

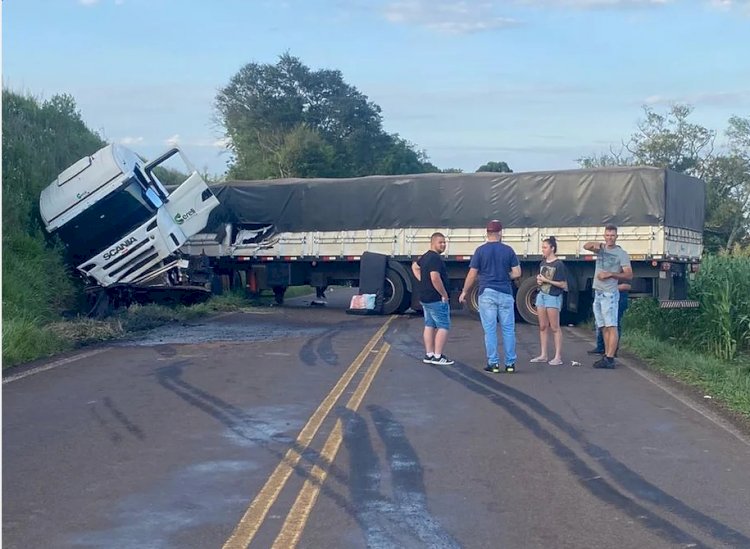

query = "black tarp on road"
205;167;705;233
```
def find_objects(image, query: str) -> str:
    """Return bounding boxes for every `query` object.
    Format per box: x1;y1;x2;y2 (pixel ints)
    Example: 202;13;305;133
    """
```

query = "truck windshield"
57;177;159;264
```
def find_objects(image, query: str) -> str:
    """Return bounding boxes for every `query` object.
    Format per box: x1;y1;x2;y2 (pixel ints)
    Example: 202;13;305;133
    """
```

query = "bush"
625;254;750;360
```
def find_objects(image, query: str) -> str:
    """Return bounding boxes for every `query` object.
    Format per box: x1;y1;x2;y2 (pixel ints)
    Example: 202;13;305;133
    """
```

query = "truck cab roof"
39;143;141;233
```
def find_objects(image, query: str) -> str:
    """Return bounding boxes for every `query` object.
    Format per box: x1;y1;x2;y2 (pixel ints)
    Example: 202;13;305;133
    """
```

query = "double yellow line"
223;316;394;549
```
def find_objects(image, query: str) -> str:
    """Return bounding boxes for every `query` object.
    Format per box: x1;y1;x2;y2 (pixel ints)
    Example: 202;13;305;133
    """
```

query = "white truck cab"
40;144;219;288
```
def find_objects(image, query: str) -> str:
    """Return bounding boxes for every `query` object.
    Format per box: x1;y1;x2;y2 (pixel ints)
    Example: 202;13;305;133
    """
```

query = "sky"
3;0;749;177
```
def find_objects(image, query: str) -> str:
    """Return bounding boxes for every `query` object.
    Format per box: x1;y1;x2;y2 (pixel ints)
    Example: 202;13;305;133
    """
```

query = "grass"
1;291;251;369
1;287;316;369
2;317;73;366
622;329;750;419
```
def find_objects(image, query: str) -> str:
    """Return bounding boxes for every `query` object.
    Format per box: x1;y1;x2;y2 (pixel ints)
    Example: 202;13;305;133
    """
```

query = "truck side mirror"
144;187;163;209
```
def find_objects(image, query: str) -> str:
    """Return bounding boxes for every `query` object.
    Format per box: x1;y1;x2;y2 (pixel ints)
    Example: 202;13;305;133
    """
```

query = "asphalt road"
3;291;750;549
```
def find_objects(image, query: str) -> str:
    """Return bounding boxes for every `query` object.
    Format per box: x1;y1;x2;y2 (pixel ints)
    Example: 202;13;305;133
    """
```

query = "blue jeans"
421;301;451;330
595;291;629;351
478;289;517;366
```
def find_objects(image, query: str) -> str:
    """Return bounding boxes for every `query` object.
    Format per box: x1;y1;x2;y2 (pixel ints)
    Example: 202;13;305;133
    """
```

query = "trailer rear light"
660;261;671;271
651;260;658;267
691;263;701;273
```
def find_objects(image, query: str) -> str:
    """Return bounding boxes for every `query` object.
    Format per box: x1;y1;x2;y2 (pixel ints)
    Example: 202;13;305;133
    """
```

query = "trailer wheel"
272;286;287;305
383;268;406;315
464;285;480;318
516;276;540;325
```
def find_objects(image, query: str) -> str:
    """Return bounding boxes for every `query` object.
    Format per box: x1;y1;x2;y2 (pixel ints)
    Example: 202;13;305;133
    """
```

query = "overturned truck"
182;167;704;322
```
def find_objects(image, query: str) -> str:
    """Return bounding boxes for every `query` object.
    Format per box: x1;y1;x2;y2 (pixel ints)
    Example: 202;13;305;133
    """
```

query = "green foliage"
216;54;437;178
2;89;106;365
2;318;72;367
2;232;78;322
152;165;189;186
476;161;513;173
2;90;105;235
625;254;750;360
577;104;750;252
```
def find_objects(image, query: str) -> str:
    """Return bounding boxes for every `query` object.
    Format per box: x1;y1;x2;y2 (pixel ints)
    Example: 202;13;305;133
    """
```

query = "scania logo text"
103;237;137;260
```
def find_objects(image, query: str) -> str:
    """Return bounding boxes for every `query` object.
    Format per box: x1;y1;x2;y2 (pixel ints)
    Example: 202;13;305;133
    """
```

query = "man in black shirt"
411;232;454;365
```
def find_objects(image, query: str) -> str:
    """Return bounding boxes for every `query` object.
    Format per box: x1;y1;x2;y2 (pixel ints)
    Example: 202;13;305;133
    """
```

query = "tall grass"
625;253;750;360
2;318;72;366
2;90;105;366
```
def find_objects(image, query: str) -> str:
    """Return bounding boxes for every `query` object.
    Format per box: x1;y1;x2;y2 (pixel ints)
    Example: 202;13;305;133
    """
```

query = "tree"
578;105;749;251
476;161;512;173
703;116;750;249
216;54;435;178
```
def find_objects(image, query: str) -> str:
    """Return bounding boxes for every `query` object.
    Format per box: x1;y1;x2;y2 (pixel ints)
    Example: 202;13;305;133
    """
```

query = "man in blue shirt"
459;220;522;373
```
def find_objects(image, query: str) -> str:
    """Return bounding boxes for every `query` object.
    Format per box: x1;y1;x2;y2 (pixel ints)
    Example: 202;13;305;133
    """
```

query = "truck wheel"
86;289;112;319
272;286;287;305
464;285;480;318
516;276;540;325
383;268;406;315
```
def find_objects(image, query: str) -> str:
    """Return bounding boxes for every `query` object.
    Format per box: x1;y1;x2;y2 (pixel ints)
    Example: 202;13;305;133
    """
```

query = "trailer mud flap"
347;251;386;315
659;300;700;309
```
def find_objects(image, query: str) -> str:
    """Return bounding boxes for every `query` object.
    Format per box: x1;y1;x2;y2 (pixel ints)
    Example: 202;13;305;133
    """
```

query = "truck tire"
464;285;481;318
383;268;406;315
516;276;540;325
272;286;287;305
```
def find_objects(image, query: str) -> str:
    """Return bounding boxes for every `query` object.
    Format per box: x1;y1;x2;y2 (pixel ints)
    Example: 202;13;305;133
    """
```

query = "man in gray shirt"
584;225;633;368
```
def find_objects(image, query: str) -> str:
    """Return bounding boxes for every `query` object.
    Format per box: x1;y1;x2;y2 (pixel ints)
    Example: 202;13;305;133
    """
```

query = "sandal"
530;356;548;363
548;358;563;366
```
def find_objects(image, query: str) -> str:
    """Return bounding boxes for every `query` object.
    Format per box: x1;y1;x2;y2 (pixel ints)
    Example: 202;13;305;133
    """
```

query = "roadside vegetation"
621;252;750;418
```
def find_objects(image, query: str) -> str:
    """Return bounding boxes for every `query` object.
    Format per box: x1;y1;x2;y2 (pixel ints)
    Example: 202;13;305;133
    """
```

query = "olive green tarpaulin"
204;167;705;233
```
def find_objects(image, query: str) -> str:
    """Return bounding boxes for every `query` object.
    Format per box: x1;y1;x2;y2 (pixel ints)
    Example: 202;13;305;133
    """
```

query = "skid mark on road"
89;397;146;444
299;327;341;367
448;363;749;548
387;323;750;548
156;362;303;447
342;406;460;548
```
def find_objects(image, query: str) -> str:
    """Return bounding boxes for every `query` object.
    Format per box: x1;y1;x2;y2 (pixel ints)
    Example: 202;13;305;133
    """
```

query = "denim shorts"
535;292;563;310
593;290;619;328
421;301;451;330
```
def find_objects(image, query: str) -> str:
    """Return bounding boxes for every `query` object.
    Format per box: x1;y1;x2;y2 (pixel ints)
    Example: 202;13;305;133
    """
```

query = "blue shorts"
421;301;451;330
535;292;563;310
593;290;619;328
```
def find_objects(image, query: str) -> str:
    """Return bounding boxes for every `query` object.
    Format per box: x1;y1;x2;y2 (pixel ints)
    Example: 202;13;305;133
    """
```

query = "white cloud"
642;91;750;107
383;1;520;34
79;0;127;6
519;0;672;7
118;136;144;146
707;0;750;13
166;134;181;147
